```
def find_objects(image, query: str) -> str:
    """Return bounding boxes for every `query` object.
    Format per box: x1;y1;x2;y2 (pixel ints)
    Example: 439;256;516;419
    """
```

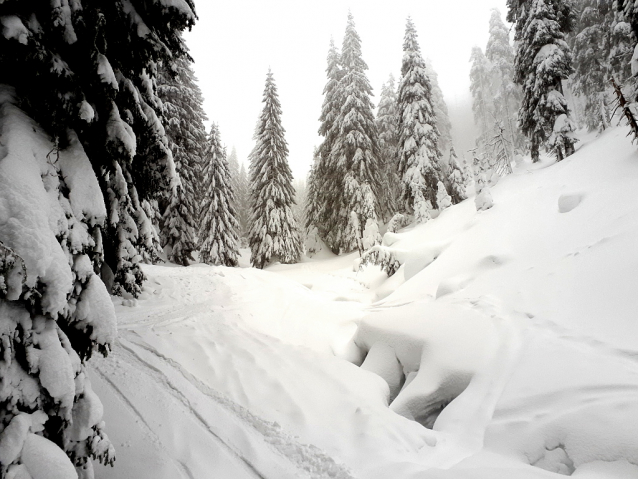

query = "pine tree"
248;71;302;268
324;13;382;253
376;74;401;220
0;0;195;475
486;9;526;152
199;124;240;267
470;46;496;146
508;0;577;161
157;56;208;265
397;17;443;219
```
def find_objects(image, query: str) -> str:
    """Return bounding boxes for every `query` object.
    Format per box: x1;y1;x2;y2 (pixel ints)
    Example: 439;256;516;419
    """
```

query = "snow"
96;54;118;91
88;126;638;478
21;433;78;479
0;16;29;44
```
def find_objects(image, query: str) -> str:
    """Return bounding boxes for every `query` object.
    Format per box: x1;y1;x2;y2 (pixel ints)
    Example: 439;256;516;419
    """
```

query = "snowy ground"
93;127;638;479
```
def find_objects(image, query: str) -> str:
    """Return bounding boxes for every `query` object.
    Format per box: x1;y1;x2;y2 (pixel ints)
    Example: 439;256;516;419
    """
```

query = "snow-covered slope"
93;127;638;479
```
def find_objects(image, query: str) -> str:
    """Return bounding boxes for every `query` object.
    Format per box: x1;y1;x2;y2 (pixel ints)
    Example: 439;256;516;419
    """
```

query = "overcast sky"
184;0;510;179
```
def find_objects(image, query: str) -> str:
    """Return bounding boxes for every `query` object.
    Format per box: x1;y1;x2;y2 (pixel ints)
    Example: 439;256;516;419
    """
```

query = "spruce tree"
248;70;302;268
508;0;577;161
376;74;401;220
158;56;208;266
486;9;526;152
326;13;382;253
199;124;240;267
0;0;195;475
397;17;443;219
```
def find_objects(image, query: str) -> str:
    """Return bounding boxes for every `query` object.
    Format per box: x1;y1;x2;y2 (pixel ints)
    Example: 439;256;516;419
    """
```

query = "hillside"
92;127;638;479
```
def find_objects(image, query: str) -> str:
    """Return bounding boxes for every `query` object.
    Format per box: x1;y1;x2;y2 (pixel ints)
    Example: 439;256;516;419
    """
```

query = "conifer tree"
324;13;382;253
470;46;496;146
486;9;526;152
0;1;196;475
248;70;302;268
425;60;454;154
508;0;577;161
609;8;636;83
199;124;240;267
397;17;443;219
436;181;452;211
236;162;251;240
447;147;468;204
376;74;401;220
314;39;344;243
304;148;325;256
158;56;208;265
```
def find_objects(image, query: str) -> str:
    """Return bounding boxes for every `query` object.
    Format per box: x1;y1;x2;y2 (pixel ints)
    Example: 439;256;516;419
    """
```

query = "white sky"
184;0;510;179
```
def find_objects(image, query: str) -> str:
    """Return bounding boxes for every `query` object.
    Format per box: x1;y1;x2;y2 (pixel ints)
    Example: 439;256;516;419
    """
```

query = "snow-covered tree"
486;9;526;152
488;125;515;176
447;147;468;204
293;178;307;243
376;74;401;220
237;163;251;240
304;148;325;256
248;70;302;268
324;13;382;254
436;180;452;211
425;59;454;154
470;46;496;146
157;56;208;265
616;0;638;62
508;0;577;161
609;7;636;83
472;150;494;211
0;1;196;475
397;17;443;216
313;39;344;244
199;124;240;267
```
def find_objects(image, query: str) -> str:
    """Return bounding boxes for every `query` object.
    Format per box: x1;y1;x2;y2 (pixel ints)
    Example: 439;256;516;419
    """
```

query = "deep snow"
93;127;638;479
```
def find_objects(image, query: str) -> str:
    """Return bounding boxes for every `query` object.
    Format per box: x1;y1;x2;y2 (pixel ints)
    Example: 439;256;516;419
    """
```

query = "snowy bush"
359;246;402;277
387;213;409;234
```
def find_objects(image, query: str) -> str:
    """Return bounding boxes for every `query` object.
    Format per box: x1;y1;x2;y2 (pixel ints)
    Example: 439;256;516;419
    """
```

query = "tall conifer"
508;0;577;161
199;124;240;267
248;71;301;268
158;56;207;265
325;13;381;253
376;74;401;220
397;17;442;219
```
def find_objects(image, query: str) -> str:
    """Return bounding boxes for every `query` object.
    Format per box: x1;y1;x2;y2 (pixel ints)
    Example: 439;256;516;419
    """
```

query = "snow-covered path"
93;128;638;479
